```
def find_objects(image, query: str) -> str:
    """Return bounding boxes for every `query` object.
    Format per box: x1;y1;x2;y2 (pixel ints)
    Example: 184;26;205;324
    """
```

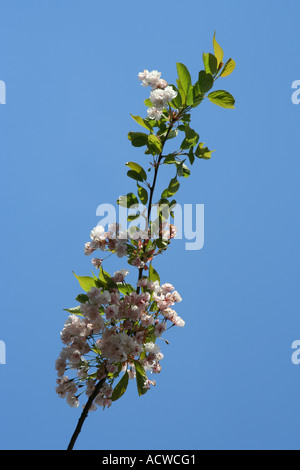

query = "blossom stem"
67;376;107;450
136;116;176;292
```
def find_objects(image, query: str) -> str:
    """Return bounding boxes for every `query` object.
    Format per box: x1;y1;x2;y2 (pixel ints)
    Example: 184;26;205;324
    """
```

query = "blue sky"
0;0;299;450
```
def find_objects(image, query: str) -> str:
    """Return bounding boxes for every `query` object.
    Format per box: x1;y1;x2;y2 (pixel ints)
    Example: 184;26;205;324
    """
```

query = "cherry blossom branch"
67;376;107;450
57;37;236;451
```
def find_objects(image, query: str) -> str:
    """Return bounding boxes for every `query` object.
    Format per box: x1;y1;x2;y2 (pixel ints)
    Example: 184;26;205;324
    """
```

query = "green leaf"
203;53;218;75
149;263;160;284
220;58;236;77
186;84;194;106
180;125;199;149
134;361;149;396
126;162;147;180
188;147;195;165
163;155;177;165
161;177;180;198
192;89;204;108
144;98;153;107
160;128;178;141
63;306;83;316
213;32;224;66
112;371;129;402
96;267;117;290
208;90;235;109
73;273;96;292
128;132;149;147
171;85;182;109
195;142;215;160
176;79;186;104
127;213;140;221
176;63;192;97
137;184;148;205
147;134;162;155
75;293;89;303
197;71;214;94
117;193;139;208
117;283;135;295
177;161;191;178
127;170;145;182
130;114;153;131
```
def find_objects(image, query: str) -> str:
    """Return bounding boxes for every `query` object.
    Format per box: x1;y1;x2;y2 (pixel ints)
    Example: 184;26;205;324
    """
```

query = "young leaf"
203;53;218;75
128;213;140;221
111;371;129;402
130;114;153;131
177;161;191;178
127;170;145;182
197;71;214;94
126;162;147;181
73;273;96;292
128;132;149;147
117;193;139;208
137;183;148;205
180;125;199;149
98;266;116;289
188;147;195;165
176;79;186;104
149;263;160;284
213;32;224;66
186;84;194;106
161;177;180;198
134;361;149;396
75;293;89;303
117;283;135;295
195;142;215;160
171;86;182;109
63;306;83;316
144;98;154;107
208;90;235;109
177;63;192;97
147;134;162;155
220;58;236;77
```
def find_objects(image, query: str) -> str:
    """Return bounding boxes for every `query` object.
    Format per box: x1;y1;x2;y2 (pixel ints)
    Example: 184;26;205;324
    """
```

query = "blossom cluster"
84;222;177;271
55;269;184;410
138;69;178;120
84;223;127;263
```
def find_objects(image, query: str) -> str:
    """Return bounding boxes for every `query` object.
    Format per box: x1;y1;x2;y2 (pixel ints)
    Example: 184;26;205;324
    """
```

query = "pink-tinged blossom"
90;225;105;242
56;264;184;410
92;258;102;269
104;304;119;320
155;322;167;337
55;357;66;377
141;313;155;327
112;269;129;283
84;242;94;256
147;107;163;121
137;278;148;288
161;283;175;293
138;69;162;88
150;86;177;110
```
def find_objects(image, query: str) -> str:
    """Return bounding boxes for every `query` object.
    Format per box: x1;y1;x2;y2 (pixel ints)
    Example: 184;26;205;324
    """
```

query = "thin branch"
67;376;107;451
136;117;176;290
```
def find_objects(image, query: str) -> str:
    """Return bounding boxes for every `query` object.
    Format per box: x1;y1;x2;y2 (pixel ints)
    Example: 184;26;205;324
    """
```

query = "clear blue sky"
0;0;299;450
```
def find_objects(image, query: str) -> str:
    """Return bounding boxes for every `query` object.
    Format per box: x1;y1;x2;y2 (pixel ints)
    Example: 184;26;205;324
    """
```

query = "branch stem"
67;376;107;451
